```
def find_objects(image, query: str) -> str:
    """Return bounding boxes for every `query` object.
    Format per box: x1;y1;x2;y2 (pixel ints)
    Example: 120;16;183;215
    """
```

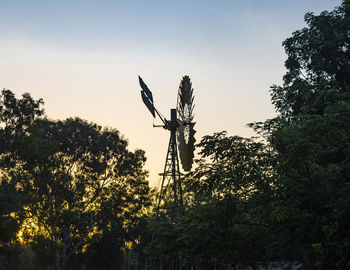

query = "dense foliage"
0;89;152;270
145;1;350;270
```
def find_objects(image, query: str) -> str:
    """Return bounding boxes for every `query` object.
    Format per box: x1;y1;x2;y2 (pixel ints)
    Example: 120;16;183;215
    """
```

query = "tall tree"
146;132;279;269
8;117;151;270
155;1;350;269
0;89;44;268
257;1;350;268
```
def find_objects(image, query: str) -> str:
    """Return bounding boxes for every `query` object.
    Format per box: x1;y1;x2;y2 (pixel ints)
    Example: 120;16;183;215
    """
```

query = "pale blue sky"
0;0;341;185
0;1;339;52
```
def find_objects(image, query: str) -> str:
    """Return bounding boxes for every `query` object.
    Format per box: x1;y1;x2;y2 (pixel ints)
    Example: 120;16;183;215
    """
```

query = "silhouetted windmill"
138;75;196;219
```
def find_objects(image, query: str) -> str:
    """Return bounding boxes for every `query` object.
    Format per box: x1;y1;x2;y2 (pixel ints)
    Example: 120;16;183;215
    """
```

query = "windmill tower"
139;76;196;219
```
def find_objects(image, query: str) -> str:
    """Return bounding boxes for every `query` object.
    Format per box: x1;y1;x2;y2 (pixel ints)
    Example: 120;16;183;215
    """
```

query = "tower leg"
156;129;183;220
156;109;183;220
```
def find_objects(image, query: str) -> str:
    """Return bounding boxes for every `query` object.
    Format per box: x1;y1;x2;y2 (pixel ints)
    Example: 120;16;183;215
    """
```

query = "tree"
154;1;350;269
256;1;350;268
6;117;151;270
0;89;153;270
271;0;350;118
0;89;44;268
145;132;281;269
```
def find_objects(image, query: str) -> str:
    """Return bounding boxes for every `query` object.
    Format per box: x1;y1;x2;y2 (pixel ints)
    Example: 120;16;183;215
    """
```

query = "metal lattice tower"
156;109;184;220
139;76;195;270
138;76;195;220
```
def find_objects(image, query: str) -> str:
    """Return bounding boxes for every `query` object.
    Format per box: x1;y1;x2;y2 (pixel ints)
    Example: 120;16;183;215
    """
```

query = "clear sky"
0;0;341;186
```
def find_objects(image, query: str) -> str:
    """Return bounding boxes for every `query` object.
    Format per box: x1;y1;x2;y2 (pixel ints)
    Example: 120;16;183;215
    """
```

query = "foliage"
0;89;152;270
14;118;151;269
259;1;350;268
146;133;280;269
147;1;350;269
186;131;274;203
271;1;350;118
0;89;45;268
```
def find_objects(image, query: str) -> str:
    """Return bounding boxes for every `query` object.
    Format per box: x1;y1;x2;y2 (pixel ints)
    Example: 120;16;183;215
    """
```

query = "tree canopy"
0;90;152;270
145;1;350;269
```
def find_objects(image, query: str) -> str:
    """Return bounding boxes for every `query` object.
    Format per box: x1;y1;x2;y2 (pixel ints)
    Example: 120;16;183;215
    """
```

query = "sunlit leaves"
0;104;152;269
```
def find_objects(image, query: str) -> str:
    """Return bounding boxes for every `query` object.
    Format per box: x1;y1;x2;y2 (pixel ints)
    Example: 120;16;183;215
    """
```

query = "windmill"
138;75;196;219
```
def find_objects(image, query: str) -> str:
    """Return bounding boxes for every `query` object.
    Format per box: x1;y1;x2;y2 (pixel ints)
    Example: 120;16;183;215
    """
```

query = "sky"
0;0;341;186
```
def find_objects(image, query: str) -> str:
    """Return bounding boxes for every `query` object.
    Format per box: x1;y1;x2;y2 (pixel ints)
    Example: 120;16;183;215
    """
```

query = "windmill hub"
168;109;180;130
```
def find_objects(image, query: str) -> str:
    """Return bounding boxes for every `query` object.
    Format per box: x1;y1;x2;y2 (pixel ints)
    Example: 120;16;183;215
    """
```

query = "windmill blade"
177;125;196;171
138;76;153;103
176;75;196;171
139;76;156;118
178;76;192;107
141;90;155;118
177;76;195;123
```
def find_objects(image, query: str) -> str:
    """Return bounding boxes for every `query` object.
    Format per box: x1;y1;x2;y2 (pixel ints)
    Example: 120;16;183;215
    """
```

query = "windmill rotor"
176;76;196;172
